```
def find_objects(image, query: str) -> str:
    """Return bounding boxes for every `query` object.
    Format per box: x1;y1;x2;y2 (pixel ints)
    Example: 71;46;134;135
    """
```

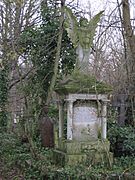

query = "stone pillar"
59;101;64;138
101;101;107;139
67;99;74;140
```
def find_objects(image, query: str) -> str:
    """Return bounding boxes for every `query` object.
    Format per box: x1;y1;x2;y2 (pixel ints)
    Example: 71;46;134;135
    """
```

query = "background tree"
0;0;42;128
121;0;135;125
19;0;76;111
15;0;77;143
74;0;135;125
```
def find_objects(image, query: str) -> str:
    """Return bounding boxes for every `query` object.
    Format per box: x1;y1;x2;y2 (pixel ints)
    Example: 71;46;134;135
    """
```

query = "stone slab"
66;93;109;101
58;140;110;154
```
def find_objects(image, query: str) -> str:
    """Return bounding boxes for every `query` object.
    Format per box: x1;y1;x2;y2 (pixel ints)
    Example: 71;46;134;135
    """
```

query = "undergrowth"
0;129;135;180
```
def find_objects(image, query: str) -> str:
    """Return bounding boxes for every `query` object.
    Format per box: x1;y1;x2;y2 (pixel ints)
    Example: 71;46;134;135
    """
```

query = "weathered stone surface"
66;142;82;154
53;149;65;166
66;154;87;165
54;140;113;166
39;107;54;148
73;101;99;141
81;140;110;152
55;71;112;95
53;149;87;166
57;138;111;154
55;73;112;166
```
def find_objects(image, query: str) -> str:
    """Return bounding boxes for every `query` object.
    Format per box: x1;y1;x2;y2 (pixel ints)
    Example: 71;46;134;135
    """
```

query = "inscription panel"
73;103;99;141
74;106;97;123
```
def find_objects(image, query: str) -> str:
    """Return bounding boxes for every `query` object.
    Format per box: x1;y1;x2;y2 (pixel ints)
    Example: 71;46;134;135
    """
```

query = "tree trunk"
122;0;135;125
46;0;65;105
122;0;135;89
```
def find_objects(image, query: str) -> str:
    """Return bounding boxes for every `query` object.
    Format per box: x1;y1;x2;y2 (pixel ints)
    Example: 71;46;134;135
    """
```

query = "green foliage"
0;131;53;179
48;105;59;119
1;130;135;179
1;1;135;180
108;122;135;156
16;2;76;148
0;68;8;127
19;1;76;109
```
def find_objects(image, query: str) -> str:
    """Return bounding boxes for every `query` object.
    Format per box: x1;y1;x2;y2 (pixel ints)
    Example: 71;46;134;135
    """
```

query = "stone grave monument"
53;7;113;166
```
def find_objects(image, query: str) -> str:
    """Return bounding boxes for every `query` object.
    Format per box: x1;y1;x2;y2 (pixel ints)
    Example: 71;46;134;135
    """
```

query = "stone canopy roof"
55;71;112;95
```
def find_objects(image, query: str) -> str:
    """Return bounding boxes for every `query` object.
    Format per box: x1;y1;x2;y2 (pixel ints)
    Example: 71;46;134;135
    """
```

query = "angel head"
79;17;88;27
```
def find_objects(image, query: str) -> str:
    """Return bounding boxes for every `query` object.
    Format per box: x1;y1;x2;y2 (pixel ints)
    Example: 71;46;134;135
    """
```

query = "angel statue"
64;7;104;74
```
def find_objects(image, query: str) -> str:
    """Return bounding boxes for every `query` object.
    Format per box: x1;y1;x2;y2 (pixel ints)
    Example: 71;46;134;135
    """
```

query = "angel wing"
64;6;79;48
87;10;104;42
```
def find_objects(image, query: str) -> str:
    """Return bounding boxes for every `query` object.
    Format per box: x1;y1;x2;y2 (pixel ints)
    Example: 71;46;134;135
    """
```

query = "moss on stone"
55;71;112;94
54;140;113;166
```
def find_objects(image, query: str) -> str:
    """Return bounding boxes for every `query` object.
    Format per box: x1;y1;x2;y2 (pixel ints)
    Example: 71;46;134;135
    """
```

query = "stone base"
53;139;113;166
53;149;87;166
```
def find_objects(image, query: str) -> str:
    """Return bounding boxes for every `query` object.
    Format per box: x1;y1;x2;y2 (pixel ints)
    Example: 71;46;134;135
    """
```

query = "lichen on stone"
55;71;112;94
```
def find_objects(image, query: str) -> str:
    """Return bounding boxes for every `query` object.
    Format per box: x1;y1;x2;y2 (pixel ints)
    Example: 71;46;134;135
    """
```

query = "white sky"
77;0;105;11
67;0;135;18
67;0;105;15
